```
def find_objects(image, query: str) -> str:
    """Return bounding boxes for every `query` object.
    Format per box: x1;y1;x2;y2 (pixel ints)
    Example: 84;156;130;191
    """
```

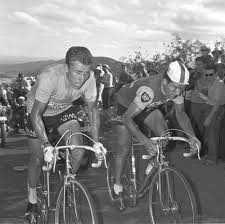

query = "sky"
1;0;225;60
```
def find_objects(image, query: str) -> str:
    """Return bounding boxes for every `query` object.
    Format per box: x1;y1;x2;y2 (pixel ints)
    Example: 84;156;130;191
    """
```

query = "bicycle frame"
40;142;107;208
40;148;72;210
127;141;167;200
124;135;198;201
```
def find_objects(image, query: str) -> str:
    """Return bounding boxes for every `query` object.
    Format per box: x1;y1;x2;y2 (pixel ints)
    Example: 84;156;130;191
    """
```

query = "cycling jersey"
27;63;97;116
116;74;183;111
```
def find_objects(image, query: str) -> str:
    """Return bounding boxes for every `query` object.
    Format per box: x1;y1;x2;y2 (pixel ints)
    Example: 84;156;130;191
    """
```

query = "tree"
120;34;206;75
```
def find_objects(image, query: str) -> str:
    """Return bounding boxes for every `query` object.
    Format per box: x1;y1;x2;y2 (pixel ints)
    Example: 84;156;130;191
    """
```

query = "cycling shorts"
116;103;166;135
25;105;82;144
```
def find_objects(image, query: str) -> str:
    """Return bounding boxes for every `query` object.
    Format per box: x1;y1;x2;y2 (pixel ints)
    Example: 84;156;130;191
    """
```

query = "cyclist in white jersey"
25;46;100;223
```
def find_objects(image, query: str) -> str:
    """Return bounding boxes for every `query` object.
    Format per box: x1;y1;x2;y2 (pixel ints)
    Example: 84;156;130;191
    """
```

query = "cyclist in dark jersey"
113;60;201;195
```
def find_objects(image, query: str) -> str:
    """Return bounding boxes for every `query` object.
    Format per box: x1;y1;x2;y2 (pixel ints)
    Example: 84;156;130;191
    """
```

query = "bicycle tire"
148;166;198;224
55;179;98;224
0;123;6;147
37;170;49;224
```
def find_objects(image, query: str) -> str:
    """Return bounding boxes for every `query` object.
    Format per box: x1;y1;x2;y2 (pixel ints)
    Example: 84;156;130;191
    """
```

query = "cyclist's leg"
26;137;43;221
27;138;43;194
143;109;168;136
58;119;84;173
25;114;46;222
114;124;132;194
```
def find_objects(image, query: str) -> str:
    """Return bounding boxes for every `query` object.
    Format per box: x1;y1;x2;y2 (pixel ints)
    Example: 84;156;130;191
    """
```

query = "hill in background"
0;56;122;82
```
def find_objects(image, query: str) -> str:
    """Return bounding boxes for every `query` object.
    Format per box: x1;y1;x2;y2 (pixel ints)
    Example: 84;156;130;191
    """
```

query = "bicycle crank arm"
114;193;126;211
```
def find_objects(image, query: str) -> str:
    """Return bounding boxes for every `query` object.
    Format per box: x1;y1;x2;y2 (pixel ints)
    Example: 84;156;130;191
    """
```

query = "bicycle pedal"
25;213;39;224
114;193;126;211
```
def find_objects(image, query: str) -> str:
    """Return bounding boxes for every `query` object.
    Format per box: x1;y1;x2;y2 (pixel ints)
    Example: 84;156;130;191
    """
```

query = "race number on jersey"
134;86;154;110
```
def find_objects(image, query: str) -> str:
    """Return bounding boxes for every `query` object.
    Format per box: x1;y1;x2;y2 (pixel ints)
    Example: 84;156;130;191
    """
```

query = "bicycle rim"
37;171;48;224
0;123;6;147
55;180;98;224
148;167;198;224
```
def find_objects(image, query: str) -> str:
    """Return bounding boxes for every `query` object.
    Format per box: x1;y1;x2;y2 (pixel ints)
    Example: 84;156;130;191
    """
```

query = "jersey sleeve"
35;69;55;103
134;86;154;110
84;71;97;102
171;95;184;104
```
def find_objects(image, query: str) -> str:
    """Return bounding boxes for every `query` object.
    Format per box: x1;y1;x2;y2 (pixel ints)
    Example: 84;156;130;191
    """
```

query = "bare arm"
30;99;49;143
87;101;99;142
174;102;196;137
98;83;104;101
122;102;152;145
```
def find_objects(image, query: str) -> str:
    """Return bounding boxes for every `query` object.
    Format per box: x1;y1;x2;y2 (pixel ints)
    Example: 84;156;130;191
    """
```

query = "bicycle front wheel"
149;167;198;224
37;170;49;224
55;179;98;224
0;123;7;147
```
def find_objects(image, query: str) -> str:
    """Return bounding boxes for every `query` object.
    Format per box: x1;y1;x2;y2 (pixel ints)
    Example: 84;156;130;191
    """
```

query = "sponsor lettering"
141;92;151;102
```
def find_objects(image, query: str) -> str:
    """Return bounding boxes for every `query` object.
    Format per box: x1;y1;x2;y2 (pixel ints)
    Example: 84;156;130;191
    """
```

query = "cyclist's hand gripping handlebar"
42;148;58;172
42;162;53;172
92;142;107;168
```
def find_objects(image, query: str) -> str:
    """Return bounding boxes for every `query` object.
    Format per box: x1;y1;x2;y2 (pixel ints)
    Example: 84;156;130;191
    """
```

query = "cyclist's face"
67;60;91;89
163;79;186;99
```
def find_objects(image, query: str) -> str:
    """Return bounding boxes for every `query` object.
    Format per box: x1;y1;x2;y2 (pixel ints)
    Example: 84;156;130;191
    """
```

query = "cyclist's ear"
162;78;168;86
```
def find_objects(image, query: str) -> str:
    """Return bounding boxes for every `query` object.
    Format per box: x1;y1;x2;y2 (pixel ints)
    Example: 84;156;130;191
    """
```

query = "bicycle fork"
45;171;50;208
128;145;138;207
130;145;137;192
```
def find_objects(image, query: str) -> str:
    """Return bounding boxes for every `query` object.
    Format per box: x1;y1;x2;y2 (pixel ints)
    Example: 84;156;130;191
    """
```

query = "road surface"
0;128;225;223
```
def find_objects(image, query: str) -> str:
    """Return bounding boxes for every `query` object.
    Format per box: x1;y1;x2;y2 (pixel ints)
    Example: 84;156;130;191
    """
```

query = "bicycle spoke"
37;171;49;224
55;180;98;224
149;167;197;224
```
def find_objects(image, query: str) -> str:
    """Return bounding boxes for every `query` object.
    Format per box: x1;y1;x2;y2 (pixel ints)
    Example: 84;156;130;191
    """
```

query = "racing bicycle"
107;129;200;224
35;131;107;224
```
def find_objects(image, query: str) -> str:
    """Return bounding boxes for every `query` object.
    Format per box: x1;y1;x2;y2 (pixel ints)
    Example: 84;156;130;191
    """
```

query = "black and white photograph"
1;0;225;223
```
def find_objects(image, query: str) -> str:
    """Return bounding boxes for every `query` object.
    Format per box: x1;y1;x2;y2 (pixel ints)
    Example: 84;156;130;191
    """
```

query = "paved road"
1;129;225;224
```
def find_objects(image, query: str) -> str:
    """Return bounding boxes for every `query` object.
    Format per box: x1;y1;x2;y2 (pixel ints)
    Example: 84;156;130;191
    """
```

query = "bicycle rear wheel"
55;179;98;224
149;167;198;224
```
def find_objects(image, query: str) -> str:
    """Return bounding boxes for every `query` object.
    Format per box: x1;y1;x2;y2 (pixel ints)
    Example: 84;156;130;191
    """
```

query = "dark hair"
65;46;92;66
163;71;172;83
195;56;204;63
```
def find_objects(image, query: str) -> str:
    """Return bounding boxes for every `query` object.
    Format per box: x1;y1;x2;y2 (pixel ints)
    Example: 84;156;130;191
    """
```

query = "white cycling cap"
167;61;189;85
18;96;25;100
95;65;102;71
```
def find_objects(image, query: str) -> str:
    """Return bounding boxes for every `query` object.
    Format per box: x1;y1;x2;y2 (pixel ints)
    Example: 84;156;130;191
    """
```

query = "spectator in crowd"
0;85;9;116
132;62;149;80
102;64;114;110
212;48;223;64
184;67;195;118
94;65;104;107
28;76;36;86
12;73;31;100
148;69;159;76
139;62;149;77
114;64;134;93
190;56;217;157
200;45;215;71
6;86;14;107
198;63;225;165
